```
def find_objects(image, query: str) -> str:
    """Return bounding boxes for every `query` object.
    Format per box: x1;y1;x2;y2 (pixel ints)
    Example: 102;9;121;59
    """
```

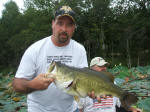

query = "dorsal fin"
100;71;114;83
47;60;56;73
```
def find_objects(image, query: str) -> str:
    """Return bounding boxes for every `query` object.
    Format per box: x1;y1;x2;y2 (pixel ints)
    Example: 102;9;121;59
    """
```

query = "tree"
0;1;20;68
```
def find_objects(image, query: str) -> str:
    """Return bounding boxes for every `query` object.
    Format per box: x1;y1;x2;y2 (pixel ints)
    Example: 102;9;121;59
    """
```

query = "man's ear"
52;20;55;28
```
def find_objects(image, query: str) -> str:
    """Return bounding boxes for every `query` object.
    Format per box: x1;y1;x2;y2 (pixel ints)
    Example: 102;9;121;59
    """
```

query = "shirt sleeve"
78;47;88;68
15;46;37;80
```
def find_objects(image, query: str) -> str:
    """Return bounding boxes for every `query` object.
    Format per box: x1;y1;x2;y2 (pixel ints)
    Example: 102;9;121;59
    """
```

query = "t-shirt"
15;36;88;112
78;96;121;112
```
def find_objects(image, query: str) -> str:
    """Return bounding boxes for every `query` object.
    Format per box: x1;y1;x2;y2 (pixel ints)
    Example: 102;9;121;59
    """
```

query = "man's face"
52;16;75;44
91;65;107;72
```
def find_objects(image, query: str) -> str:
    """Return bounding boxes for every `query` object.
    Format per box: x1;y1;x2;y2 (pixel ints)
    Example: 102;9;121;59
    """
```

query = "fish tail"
120;91;138;110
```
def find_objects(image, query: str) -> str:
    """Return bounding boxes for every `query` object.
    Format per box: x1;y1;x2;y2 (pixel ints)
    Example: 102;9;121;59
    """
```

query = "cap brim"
97;60;109;66
56;14;75;23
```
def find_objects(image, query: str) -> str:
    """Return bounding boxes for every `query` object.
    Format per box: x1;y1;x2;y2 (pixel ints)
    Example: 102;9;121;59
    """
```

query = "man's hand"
13;74;55;94
88;90;102;102
88;91;111;103
28;74;55;90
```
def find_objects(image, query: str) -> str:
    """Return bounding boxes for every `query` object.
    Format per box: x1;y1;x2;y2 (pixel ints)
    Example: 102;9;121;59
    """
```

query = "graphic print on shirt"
93;96;113;110
47;55;73;64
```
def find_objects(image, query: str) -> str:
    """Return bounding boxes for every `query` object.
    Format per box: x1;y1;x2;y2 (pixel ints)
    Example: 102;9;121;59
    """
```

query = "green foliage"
137;98;150;112
0;73;27;112
108;64;130;78
109;64;150;80
111;65;150;111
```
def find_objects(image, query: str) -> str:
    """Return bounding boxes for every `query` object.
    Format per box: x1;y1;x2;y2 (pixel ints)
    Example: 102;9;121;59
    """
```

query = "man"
13;6;88;112
78;57;142;112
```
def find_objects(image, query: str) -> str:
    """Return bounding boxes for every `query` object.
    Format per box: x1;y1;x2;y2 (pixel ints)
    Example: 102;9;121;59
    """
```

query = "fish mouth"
57;79;74;90
66;81;73;88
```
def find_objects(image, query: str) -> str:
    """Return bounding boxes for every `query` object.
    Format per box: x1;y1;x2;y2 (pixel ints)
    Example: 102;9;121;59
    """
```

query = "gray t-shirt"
15;36;88;112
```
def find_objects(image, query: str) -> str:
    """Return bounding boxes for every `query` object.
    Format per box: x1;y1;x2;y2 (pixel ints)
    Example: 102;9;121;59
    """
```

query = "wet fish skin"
47;61;138;110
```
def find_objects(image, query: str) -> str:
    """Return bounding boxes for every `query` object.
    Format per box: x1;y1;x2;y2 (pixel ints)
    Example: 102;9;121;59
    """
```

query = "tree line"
0;0;150;71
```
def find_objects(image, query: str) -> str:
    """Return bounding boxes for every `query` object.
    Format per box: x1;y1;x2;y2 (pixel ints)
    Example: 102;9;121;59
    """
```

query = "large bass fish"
46;61;138;110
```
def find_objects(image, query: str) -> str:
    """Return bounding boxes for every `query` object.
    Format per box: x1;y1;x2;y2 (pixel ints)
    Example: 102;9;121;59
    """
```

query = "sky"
0;0;24;17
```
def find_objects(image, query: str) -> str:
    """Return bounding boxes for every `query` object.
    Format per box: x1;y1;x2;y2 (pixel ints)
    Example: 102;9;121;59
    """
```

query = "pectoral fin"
74;96;80;103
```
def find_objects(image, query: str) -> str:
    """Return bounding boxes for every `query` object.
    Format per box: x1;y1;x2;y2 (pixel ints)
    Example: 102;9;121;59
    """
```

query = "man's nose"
62;24;67;31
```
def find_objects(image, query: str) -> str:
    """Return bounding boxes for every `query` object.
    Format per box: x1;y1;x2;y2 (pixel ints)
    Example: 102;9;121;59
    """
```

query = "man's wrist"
26;80;36;93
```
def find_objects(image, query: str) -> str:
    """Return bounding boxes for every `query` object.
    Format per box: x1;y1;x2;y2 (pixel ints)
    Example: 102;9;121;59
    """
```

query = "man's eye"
57;22;63;26
67;23;74;27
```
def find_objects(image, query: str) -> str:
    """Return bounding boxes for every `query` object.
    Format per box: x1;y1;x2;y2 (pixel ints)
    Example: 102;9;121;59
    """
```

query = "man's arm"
13;74;54;94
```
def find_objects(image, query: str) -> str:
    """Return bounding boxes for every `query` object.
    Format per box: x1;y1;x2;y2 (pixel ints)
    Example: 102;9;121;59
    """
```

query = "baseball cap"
90;57;109;67
54;6;75;23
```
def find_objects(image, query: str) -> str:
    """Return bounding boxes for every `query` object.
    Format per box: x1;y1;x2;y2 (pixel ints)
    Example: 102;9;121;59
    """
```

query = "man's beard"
57;32;69;43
